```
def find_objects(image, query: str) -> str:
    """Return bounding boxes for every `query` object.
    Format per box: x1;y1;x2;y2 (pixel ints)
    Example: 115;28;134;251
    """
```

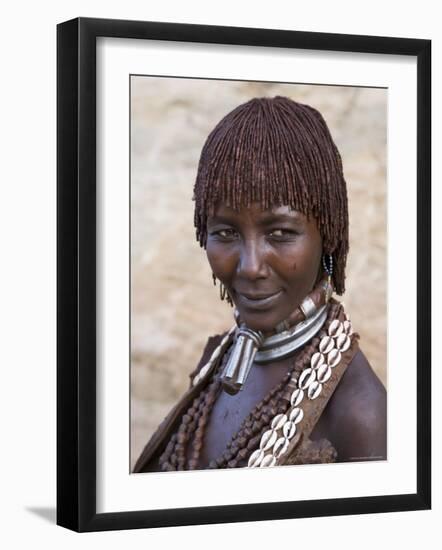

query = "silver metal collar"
254;305;328;364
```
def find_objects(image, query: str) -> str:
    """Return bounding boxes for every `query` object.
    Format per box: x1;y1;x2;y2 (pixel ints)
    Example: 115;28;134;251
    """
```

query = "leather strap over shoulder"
277;335;360;466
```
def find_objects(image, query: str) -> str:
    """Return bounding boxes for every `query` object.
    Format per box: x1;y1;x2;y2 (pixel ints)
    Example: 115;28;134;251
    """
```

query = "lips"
239;290;281;300
235;289;283;310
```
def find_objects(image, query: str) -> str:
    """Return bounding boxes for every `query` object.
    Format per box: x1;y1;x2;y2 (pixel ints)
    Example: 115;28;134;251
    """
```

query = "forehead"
209;201;307;221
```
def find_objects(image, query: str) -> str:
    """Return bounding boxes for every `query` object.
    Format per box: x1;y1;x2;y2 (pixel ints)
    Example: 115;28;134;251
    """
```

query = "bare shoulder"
311;349;387;462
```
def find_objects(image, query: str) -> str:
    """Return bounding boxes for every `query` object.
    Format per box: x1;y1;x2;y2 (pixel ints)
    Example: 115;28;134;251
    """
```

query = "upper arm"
312;350;387;462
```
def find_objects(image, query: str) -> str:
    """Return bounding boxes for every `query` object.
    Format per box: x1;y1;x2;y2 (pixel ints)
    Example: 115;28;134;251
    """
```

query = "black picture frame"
57;16;431;532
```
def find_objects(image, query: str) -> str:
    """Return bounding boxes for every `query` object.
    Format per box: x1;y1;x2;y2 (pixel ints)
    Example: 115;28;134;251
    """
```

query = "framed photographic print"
57;17;431;532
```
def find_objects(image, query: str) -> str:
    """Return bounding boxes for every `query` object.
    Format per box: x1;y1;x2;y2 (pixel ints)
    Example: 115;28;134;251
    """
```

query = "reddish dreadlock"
193;95;349;295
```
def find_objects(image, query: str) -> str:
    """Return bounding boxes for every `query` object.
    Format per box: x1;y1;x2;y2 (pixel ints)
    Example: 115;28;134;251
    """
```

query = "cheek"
282;239;322;282
205;243;237;281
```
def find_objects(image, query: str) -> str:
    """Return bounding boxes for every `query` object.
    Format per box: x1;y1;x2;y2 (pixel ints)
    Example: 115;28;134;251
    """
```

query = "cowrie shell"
317;363;332;383
259;429;277;451
282;421;297;440
289;407;304;424
327;348;342;368
336;333;351;352
260;454;276;467
248;449;264;467
290;388;304;407
307;380;322;400
273;437;289;458
319;336;334;354
298;368;316;390
328;319;344;338
199;363;211;377
311;352;325;369
271;413;288;431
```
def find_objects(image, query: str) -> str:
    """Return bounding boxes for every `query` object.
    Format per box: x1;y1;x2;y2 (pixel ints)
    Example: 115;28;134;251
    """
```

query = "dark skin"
194;201;387;467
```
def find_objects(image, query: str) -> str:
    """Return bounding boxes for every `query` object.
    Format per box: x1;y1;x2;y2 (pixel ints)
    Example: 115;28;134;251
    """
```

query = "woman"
133;95;386;472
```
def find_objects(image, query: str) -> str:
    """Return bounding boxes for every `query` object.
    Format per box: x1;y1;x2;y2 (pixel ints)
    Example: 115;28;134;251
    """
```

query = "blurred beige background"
130;77;387;470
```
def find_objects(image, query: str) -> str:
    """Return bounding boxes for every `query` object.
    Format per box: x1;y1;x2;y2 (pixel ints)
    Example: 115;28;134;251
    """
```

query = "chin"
236;310;281;334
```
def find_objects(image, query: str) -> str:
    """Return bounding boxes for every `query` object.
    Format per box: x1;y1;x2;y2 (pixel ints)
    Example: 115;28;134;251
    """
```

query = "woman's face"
206;202;323;334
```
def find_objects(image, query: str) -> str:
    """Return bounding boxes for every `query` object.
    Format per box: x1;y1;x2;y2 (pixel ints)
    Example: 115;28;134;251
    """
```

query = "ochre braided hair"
193;95;349;294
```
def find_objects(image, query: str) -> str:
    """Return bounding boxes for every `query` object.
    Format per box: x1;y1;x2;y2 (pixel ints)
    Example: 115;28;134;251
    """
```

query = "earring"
322;253;334;302
322;253;333;278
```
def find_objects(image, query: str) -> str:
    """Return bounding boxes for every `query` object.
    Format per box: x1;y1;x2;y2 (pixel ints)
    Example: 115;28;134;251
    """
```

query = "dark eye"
268;228;298;241
211;228;239;241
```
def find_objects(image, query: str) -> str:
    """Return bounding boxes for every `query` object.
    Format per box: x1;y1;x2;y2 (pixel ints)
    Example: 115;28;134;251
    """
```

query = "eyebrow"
258;212;304;224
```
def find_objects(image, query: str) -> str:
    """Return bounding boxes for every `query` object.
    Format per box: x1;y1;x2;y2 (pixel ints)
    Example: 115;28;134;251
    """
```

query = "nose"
237;238;268;280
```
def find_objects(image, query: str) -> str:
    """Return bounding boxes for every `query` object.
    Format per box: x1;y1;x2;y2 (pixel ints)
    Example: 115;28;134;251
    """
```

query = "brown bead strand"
176;383;217;470
158;433;178;471
159;389;207;471
187;375;223;469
